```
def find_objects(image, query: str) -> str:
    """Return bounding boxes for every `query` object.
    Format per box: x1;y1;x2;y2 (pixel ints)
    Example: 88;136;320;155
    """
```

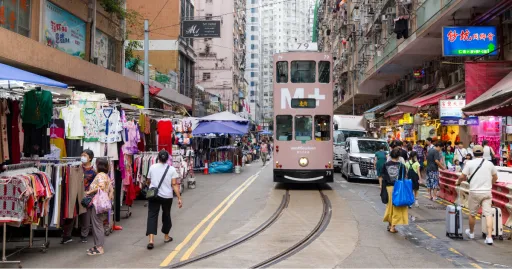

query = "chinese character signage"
291;98;316;108
439;99;465;118
443;26;497;57
44;2;86;59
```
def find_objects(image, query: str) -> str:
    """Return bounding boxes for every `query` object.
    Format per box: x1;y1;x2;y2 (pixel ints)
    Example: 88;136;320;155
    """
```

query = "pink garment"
121;121;141;155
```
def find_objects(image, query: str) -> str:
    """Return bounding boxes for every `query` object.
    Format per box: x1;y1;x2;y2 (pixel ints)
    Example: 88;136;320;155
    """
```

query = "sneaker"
485;237;493;245
415;200;419;207
81;236;88;243
60;237;73;244
465;229;475;239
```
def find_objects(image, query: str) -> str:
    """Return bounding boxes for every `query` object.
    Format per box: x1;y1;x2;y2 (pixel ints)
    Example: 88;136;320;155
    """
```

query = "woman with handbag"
381;149;409;233
146;150;182;250
85;158;113;256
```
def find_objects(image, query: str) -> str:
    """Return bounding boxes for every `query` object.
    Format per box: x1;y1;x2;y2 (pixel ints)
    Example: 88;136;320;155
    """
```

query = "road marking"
449;248;462;256
421;195;480;220
179;174;258;261
470;263;483;269
160;174;257;267
416;225;436;239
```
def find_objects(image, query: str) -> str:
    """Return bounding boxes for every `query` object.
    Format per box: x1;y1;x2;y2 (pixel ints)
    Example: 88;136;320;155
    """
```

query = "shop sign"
506;125;512;134
440;116;479;126
364;112;375;121
182;20;221;38
44;2;86;59
442;26;498;57
94;30;109;68
440;99;465;118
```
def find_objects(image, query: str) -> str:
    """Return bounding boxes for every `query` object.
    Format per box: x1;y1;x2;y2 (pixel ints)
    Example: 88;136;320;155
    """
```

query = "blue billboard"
442;26;498;57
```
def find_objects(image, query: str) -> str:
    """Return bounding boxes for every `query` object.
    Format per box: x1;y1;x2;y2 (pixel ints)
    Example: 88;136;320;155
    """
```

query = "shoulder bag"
146;165;170;200
392;164;415;207
467;159;485;184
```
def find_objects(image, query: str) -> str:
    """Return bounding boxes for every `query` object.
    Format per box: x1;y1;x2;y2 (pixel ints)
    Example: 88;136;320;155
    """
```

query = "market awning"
363;95;402;119
0;63;67;88
394;82;465;115
199;111;250;122
463;71;512;116
193;121;249;136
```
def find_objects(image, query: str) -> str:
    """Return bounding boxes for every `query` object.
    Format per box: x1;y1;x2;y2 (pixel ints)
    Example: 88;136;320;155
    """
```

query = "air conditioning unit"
449;70;463;85
386;7;396;15
382;14;388;21
353;14;361;22
374;24;382;30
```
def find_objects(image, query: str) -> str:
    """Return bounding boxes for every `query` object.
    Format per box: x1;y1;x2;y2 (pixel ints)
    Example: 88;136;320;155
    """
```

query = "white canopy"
198;111;250;122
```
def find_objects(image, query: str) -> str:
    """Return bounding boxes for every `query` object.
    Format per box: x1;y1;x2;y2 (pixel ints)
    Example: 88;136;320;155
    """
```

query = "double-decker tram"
272;51;334;183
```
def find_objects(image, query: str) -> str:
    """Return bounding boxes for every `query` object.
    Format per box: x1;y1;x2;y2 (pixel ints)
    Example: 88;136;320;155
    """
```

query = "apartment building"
0;0;140;98
259;0;313;123
319;0;510;116
194;0;247;114
245;0;263;123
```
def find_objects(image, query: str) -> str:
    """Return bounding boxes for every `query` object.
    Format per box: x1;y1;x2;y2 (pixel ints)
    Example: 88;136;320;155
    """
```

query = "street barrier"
438;169;512;228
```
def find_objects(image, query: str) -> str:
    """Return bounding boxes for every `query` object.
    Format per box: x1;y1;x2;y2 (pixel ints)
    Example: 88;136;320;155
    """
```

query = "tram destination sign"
291;98;316;108
182;20;221;38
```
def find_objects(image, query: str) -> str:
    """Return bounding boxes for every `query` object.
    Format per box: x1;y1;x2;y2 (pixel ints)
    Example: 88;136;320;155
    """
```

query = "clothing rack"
1;163;51;268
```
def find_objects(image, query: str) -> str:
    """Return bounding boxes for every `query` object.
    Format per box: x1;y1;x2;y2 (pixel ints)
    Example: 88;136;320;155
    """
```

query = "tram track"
169;187;332;268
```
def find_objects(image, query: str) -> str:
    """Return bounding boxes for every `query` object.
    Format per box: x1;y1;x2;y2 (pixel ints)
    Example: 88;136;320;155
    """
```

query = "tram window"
291;61;316;83
276;115;293;141
295;115;312;141
276;61;288;83
314;115;331;141
318;61;330;83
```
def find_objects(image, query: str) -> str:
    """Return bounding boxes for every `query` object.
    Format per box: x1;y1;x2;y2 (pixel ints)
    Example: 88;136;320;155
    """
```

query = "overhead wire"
149;0;171;27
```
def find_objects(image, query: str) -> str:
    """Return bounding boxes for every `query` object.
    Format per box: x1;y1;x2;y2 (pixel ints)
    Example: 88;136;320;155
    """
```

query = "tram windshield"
295;115;312;141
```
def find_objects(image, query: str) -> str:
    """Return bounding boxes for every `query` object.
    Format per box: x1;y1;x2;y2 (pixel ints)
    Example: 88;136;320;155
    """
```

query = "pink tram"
272;51;334;183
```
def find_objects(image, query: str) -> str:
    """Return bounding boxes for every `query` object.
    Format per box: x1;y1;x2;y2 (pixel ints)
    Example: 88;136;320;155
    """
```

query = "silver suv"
341;137;389;181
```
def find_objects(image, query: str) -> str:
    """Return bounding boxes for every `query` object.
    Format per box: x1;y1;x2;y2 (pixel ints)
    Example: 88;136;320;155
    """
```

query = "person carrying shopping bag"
146;150;183;250
381;148;409;233
84;158;114;256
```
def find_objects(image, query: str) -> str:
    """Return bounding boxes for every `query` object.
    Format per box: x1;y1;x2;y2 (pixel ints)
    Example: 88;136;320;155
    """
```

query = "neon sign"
442;26;498;57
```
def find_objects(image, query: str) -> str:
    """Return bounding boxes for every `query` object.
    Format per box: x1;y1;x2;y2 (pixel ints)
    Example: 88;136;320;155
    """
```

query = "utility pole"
143;19;149;108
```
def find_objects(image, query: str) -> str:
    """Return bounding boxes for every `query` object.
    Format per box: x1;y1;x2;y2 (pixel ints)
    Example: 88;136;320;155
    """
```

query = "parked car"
341;137;389;181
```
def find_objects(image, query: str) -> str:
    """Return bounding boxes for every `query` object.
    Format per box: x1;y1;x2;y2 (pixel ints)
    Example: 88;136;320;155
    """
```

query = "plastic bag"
209;161;234;174
392;179;415;207
93;189;112;214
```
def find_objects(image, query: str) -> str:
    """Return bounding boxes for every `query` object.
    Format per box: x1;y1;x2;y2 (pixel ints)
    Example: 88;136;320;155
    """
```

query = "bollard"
204;160;208;175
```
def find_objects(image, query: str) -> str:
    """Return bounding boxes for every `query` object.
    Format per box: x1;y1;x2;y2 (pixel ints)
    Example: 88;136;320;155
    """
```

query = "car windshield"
357;140;389;154
333;130;366;145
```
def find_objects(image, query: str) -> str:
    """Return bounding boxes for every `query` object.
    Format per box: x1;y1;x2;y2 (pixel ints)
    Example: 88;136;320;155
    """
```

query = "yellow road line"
421;195;480;219
160;174;257;267
470;263;483;269
417;225;436;239
449;247;462;256
180;175;258;261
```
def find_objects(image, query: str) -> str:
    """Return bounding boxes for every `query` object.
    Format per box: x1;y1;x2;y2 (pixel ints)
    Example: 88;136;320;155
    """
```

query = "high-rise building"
259;0;313;123
195;0;247;114
245;0;262;123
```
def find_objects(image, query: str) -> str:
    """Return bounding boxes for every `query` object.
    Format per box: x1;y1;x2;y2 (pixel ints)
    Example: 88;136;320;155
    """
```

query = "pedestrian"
426;142;446;200
375;144;387;182
406;151;421;207
146;150;183;250
397;141;409;161
413;140;425;172
464;153;473;165
482;140;496;163
260;140;269;165
444;145;454;168
467;142;475;157
454;142;468;169
85;158;114;256
456;145;498;245
454;159;462;172
381;148;409;233
61;149;97;244
425;137;434;151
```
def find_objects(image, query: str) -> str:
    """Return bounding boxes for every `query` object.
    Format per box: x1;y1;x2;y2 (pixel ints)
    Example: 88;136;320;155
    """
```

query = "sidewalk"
409;189;512;267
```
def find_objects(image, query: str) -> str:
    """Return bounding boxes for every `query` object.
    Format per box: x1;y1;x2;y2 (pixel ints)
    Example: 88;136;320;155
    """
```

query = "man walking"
260;140;268;166
413;140;425;172
426;142;445;200
456;145;498;245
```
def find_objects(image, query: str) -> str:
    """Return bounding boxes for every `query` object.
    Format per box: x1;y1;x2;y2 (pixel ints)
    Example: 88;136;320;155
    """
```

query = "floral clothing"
83;108;102;142
89;172;114;200
426;171;439;189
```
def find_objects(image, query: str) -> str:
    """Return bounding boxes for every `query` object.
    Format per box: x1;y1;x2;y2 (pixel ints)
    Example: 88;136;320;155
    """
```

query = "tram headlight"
299;157;309;167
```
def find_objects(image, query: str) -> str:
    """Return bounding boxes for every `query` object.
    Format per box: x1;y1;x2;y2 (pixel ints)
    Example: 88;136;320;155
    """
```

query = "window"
1;0;31;37
203;72;211;80
250;90;255;96
250;72;257;77
250;63;258;68
251;44;258;49
276;115;292;141
251;26;258;31
357;140;389;154
251;17;258;22
251;0;257;3
251;35;258;40
251;53;258;59
291;61;316;83
314;115;331;141
250;81;256;86
318;61;330;83
251;8;257;13
276;61;288;83
333;130;366;145
295;116;312;141
205;13;212;20
179;53;195;97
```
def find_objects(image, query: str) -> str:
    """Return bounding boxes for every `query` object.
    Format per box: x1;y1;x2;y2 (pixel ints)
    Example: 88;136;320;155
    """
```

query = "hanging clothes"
9;100;21;164
99;108;123;144
60;106;85;139
22;89;53;128
157;119;173;153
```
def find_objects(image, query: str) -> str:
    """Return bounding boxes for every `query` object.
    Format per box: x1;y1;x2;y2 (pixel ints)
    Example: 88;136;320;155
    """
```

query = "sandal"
164;237;173;243
389;228;398;234
147;243;154;250
387;226;391;231
86;247;95;253
87;247;104;256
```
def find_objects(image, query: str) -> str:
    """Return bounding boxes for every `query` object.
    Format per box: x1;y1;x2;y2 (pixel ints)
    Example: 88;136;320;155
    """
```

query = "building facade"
259;0;314;124
0;0;140;98
194;0;247;114
245;0;263;123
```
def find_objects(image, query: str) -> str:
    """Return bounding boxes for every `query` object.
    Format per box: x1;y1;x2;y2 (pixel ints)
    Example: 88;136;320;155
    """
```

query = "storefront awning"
0;63;67;88
463;71;512;116
364;95;402;117
394;82;465;115
193;121;249;136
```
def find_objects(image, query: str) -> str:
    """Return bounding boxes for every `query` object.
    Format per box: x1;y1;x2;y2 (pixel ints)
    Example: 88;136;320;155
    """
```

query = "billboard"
442;26;498;57
44;1;86;59
182;20;221;38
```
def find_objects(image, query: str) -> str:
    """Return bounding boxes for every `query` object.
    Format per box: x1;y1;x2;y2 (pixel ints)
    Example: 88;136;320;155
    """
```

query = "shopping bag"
392;165;415;207
93;189;112;214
